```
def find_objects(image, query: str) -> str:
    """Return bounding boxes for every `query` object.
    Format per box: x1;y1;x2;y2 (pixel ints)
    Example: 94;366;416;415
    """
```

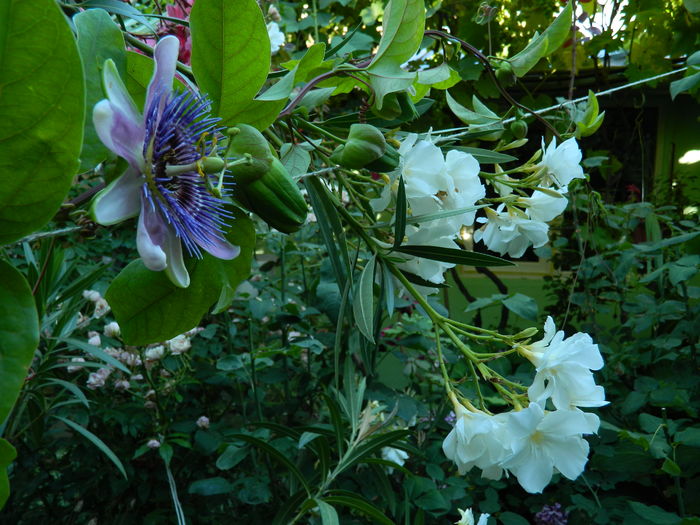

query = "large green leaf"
74;8;126;172
0;0;85;245
0;438;16;510
366;0;425;109
106;213;255;345
190;0;270;125
508;1;572;77
0;260;39;425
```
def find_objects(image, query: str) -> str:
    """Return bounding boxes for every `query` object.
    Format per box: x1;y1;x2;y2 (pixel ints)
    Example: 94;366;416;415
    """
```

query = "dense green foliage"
1;0;700;524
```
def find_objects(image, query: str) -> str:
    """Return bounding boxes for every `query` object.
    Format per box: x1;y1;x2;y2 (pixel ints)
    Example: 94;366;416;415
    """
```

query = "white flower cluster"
474;137;584;258
443;317;607;493
373;134;486;290
455;507;489;525
82;289;110;318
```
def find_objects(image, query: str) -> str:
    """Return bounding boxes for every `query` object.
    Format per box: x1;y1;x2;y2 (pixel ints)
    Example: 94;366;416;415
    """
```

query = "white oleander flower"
94;298;110;318
537;137;584;191
442;401;512;480
167;334;191;355
87;332;101;347
196;416;210;429
114;379;130;391
523;317;607;410
267;22;285;54
104;321;120;338
441;149;485;228
501;402;599;493
381;446;409;471
455;508;490;525
473;205;549;258
144;345;165;361
67;357;86;373
82;289;101;302
396;226;456;285
520;191;568;223
86;367;112;390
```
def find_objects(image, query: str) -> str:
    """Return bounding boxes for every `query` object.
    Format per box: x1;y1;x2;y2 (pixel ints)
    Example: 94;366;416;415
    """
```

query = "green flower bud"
509;119;528;139
330;124;386;169
235;157;307;233
226;124;273;184
364;143;400;172
495;61;515;85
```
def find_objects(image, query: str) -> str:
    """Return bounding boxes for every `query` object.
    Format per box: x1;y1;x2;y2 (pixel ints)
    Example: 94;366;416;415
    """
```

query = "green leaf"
0;260;39;424
323;494;394;525
61;337;132;375
670;71;700;100
231;434;311;495
509;1;572;77
188;476;234;496
393;245;515;267
190;0;270;124
676;427;700;447
628;501;681;525
661;457;681;476
353;255;377;344
53;416;127;479
450;146;517;164
281;144;312;178
216;444;248;470
0;438;17;510
107;213;254;345
124;51;187;109
499;512;530;525
0;0;85;244
684;0;700;13
43;378;90;408
367;0;425;108
316;499;340;525
79;0;156;32
257;43;326;101
502;293;538;321
74;8;126;172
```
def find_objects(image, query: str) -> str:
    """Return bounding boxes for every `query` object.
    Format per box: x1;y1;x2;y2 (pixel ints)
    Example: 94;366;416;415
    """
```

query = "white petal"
137;197;167;271
146;35;179;113
162;231;190;288
90;167;143;225
93;100;145;170
547;436;589;480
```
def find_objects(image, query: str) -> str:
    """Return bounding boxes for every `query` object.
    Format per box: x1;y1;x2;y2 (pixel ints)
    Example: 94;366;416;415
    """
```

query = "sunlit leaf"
0;0;85;244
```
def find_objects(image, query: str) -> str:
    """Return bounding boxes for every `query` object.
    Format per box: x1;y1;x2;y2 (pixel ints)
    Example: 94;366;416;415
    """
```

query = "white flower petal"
146;35;180;114
93;99;145;170
137;197;167;271
90;167;143;225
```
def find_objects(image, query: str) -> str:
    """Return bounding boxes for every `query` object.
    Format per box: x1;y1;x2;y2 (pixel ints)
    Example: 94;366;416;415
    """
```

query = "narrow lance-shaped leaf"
0;0;85;244
393;176;407;248
53;416;127;479
353;255;377;344
394;245;515;266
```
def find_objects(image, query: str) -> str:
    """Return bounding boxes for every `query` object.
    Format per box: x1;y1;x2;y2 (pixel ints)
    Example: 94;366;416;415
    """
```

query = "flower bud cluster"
443;317;607;493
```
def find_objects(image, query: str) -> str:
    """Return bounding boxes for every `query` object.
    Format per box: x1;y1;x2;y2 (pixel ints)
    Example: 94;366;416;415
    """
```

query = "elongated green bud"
226;124;273;184
330;123;387;169
364;143;400;172
235;158;307;233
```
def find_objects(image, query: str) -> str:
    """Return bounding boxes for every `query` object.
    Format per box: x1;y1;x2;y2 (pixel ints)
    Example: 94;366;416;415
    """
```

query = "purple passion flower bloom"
90;35;239;288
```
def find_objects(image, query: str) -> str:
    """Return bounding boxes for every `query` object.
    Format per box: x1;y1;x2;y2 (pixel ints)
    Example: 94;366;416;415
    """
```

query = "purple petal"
137;196;168;271
146;35;179;113
93;100;145;170
162;231;190;288
197;235;240;260
90;167;143;225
